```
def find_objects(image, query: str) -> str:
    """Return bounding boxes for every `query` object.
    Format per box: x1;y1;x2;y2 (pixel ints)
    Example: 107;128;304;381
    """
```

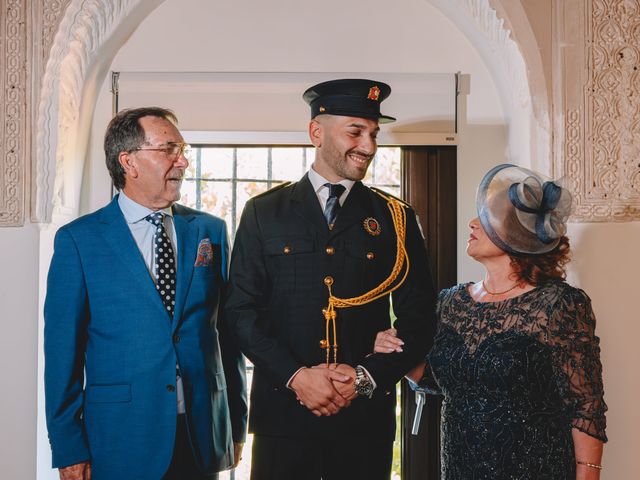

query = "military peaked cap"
302;78;396;123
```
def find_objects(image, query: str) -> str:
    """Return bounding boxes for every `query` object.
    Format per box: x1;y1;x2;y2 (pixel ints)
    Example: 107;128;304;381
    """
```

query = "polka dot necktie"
146;212;176;316
324;183;346;229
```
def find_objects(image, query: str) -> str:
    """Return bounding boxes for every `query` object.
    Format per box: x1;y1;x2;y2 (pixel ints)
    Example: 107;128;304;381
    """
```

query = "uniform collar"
308;164;355;196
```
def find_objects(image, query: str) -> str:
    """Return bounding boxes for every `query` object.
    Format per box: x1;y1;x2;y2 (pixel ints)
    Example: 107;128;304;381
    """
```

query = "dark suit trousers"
163;414;220;480
251;433;393;480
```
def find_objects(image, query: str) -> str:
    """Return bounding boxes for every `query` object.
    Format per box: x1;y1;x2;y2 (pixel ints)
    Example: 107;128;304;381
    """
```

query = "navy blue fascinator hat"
476;164;572;255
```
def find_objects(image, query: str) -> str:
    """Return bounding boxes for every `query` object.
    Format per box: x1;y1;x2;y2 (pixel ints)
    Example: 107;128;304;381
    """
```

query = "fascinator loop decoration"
477;164;572;255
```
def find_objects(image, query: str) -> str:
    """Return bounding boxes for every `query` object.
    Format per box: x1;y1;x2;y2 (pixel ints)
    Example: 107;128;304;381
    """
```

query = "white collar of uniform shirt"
308;164;355;209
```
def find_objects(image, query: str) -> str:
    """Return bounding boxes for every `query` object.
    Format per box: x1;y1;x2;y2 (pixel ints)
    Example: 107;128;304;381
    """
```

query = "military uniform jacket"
224;174;436;440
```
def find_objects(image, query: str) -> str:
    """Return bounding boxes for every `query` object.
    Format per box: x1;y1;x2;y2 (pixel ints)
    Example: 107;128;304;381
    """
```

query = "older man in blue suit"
44;107;247;480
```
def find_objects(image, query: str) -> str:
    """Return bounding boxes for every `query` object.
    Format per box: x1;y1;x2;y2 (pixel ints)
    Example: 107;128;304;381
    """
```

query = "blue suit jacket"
44;196;248;479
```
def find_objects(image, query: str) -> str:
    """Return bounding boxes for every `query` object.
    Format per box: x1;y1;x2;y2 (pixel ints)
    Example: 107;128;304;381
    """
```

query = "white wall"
567;223;640;478
110;0;503;122
0;225;40;479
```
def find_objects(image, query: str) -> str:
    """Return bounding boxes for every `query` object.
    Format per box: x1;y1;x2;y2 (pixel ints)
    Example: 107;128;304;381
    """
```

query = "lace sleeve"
548;286;608;442
416;287;452;393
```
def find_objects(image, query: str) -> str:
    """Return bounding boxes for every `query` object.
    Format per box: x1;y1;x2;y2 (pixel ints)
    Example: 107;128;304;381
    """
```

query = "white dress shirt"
307;165;355;210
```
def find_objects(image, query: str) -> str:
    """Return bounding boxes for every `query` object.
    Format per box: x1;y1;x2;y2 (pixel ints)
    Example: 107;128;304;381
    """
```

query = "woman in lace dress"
375;164;607;479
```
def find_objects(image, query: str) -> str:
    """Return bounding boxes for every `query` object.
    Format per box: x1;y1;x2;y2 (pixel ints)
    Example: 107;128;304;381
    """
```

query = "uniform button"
172;334;181;343
325;246;335;255
319;339;329;349
323;276;334;286
283;245;292;254
166;384;175;392
366;252;375;260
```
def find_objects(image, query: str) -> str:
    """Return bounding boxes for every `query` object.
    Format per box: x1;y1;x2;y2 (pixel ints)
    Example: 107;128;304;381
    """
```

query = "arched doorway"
35;1;543;478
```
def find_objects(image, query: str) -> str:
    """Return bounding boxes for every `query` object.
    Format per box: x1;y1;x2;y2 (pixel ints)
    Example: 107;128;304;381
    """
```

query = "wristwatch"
354;366;374;398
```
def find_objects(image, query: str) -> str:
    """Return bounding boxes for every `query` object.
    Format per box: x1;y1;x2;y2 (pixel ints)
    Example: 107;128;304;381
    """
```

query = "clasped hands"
290;363;357;417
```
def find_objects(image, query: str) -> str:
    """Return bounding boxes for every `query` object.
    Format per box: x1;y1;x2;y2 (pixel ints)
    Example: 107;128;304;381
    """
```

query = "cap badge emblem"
367;86;381;101
363;217;381;236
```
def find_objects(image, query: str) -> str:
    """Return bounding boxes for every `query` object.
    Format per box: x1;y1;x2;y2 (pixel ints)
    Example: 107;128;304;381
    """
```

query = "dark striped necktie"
324;183;346;229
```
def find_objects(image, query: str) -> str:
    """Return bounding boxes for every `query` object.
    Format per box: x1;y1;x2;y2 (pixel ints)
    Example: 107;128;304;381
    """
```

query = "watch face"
357;382;374;397
355;375;374;397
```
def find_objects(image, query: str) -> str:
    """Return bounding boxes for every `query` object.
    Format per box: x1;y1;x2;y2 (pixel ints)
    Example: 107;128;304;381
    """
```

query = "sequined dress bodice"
425;282;607;480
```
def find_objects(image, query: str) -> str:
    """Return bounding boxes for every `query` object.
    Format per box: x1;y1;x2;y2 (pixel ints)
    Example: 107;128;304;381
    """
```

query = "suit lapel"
291;174;330;236
329;181;371;237
172;205;199;331
99;196;170;322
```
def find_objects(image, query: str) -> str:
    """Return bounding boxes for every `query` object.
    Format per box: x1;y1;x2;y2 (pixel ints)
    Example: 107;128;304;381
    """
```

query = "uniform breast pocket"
264;236;316;293
343;241;386;294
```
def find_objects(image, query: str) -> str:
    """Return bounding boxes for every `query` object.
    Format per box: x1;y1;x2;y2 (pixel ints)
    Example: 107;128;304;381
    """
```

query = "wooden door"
401;146;457;480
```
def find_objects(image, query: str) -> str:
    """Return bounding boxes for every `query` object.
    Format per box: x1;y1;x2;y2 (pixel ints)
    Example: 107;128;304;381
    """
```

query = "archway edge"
33;0;546;222
34;0;165;223
427;0;550;173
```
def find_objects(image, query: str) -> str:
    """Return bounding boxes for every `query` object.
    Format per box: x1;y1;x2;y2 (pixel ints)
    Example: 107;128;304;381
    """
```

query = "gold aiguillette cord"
321;195;411;365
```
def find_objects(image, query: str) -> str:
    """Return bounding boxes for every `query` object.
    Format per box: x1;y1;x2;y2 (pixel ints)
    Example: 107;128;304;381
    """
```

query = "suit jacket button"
283;246;292;254
325;246;335;255
166;384;176;392
172;334;181;343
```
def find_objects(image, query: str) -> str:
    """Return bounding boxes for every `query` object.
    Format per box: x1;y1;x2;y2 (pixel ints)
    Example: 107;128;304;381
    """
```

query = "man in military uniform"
224;79;436;479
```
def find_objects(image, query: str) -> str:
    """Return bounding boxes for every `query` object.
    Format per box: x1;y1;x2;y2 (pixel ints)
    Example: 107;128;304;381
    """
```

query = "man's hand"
233;442;244;468
327;364;357;402
59;461;91;480
290;367;351;416
311;363;357;403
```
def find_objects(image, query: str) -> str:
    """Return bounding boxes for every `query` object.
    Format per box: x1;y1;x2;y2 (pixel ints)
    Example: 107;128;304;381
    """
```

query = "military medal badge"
363;217;381;236
194;238;214;267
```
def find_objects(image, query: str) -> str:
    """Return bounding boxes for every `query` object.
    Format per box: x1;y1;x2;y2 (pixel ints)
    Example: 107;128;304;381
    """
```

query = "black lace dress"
424;281;607;480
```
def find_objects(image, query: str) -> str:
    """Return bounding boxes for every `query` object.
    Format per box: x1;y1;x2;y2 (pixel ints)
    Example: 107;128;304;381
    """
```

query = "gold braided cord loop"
322;194;411;364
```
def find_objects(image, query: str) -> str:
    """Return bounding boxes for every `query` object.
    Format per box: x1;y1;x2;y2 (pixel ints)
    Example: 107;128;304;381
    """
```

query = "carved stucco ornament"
556;0;640;221
0;0;27;226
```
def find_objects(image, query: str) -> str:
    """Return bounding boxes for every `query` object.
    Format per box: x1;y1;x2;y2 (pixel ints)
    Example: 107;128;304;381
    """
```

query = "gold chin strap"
322;193;411;365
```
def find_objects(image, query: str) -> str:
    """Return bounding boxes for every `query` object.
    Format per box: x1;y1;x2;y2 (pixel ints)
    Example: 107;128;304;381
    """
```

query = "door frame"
401;145;457;480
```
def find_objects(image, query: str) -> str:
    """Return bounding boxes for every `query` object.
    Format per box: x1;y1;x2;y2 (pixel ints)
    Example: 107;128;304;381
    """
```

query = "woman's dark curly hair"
509;236;571;286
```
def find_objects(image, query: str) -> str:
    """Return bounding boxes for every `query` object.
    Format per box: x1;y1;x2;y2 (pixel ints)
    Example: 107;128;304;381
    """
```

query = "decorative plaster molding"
557;0;640;222
34;0;164;222
42;0;73;64
428;0;538;167
0;0;27;226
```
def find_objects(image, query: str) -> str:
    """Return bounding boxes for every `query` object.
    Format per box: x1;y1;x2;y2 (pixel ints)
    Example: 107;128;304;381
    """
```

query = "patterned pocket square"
194;238;214;267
